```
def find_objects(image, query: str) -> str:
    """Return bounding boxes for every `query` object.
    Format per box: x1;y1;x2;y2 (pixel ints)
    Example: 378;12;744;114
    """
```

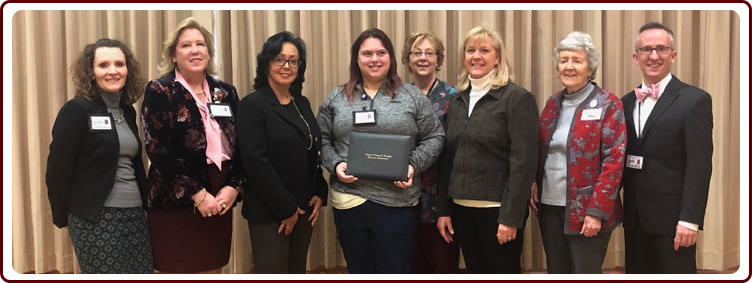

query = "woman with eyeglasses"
141;17;244;273
400;31;460;273
437;26;538;274
236;31;327;274
316;28;444;274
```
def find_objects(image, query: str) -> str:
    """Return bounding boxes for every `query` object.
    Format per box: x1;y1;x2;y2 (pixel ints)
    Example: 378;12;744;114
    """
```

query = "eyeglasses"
410;51;437;58
272;57;300;68
636;45;673;56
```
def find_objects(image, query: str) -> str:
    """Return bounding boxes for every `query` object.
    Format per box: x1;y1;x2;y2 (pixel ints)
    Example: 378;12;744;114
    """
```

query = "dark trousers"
452;203;524;274
625;220;697;274
248;216;313;274
539;204;612;274
412;223;461;273
333;200;418;274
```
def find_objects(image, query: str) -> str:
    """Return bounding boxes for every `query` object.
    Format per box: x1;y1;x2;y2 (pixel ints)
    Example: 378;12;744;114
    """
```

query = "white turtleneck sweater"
467;72;493;117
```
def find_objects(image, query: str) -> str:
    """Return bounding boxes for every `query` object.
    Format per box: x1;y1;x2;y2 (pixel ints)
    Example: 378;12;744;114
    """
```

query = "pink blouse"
175;70;231;171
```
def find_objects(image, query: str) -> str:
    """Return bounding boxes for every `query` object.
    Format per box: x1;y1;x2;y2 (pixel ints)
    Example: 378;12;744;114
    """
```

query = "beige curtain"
11;10;739;274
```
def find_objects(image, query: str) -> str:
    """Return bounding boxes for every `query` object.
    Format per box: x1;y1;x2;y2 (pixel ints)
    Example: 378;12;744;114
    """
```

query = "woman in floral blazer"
530;32;626;274
140;17;243;274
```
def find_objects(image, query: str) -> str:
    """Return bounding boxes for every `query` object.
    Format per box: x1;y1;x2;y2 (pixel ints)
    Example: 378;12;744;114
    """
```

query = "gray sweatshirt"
316;83;445;207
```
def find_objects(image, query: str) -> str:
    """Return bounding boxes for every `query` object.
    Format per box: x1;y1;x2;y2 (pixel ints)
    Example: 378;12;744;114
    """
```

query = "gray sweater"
316;83;445;207
100;90;142;208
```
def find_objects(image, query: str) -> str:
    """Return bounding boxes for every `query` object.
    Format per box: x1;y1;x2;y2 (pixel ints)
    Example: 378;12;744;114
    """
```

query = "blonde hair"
456;26;511;91
401;32;446;73
158;17;216;77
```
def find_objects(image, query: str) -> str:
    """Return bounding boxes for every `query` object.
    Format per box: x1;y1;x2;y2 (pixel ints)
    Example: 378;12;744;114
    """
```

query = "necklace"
291;99;313;151
111;108;125;124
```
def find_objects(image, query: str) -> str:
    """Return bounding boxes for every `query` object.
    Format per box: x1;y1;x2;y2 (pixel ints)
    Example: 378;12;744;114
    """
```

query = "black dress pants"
539;204;612;274
625;219;697;274
452;203;524;274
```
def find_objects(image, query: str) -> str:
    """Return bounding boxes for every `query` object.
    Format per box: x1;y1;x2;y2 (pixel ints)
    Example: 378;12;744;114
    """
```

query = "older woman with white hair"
529;31;626;273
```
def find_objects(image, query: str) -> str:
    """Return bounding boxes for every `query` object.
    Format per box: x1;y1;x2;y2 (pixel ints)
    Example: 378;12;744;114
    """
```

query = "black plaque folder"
346;132;411;181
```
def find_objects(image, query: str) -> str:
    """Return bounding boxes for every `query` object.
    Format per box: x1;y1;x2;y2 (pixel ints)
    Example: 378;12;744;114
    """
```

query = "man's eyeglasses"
636;45;673;56
272;57;300;68
410;51;437;58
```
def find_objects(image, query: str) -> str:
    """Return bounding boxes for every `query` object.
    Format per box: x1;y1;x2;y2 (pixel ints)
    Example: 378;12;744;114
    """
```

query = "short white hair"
552;31;600;80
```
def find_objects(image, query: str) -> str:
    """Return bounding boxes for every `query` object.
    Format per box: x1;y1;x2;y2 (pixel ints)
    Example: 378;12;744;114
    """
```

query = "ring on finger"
222;203;227;208
208;213;213;217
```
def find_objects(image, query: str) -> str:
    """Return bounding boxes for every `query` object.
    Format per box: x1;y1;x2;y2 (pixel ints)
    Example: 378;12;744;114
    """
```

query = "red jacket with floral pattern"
535;83;626;234
141;72;244;208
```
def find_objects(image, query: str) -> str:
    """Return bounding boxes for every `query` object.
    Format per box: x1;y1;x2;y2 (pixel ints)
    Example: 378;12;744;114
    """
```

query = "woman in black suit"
46;38;153;273
236;31;327;274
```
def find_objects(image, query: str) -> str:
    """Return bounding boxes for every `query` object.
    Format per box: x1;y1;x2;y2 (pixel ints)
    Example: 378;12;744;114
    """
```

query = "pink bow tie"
634;84;660;102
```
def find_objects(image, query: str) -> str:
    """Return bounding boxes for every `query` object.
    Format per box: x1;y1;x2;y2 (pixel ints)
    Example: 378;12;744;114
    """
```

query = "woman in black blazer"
46;38;153;273
236;31;327;274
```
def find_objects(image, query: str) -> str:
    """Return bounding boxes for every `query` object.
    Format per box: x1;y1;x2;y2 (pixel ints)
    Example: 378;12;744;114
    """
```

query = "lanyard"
426;78;439;95
361;89;379;111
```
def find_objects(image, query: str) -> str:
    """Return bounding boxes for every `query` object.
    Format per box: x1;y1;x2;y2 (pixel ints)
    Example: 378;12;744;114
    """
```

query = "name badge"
353;110;377;125
208;103;233;118
89;114;114;132
581;108;602;121
626;155;644;169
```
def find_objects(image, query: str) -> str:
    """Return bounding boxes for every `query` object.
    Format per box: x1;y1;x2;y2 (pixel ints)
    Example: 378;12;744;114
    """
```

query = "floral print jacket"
535;83;626;234
141;72;244;209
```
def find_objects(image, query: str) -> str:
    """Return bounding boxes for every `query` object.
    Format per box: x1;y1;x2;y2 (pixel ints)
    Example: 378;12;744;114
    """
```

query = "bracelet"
193;188;207;213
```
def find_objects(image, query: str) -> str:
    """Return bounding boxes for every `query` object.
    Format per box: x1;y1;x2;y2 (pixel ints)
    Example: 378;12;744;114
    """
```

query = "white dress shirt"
633;73;698;232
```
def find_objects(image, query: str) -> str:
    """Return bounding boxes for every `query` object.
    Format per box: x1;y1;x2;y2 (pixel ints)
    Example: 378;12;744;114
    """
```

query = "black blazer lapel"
622;90;639;144
639;76;680;143
263;87;309;139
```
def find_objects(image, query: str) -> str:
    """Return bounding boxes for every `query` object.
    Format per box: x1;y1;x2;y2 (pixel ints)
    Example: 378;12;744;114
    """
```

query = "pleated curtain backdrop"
11;9;740;274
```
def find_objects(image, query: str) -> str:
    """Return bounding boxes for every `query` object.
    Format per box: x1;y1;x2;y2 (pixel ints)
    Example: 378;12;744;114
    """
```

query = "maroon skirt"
148;161;233;273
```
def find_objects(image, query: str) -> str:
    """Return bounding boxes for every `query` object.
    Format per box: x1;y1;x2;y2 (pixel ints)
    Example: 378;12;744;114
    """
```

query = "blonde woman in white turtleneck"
436;26;539;274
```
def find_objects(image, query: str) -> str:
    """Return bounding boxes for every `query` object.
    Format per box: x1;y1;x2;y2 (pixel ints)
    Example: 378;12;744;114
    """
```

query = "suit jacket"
621;75;713;236
536;83;626;235
236;86;328;223
141;72;245;209
438;81;539;228
46;95;148;228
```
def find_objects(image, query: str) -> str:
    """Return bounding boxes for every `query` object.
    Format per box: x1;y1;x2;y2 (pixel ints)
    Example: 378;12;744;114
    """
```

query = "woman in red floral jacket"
141;17;244;273
529;31;626;274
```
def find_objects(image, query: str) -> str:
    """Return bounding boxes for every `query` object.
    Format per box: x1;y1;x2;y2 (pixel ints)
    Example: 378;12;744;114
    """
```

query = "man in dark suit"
621;22;714;273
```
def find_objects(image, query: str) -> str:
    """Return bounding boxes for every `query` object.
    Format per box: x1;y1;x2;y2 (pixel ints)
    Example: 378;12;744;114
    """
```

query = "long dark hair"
253;31;307;96
343;28;402;101
71;38;144;105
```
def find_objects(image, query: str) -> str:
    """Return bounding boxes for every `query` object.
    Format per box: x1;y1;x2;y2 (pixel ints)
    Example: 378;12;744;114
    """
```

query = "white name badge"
208;103;233;118
89;114;114;131
580;108;603;121
626;155;644;169
353;110;377;125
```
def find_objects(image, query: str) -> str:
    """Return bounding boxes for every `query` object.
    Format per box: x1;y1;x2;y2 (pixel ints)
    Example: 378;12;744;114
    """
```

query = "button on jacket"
438;81;539;228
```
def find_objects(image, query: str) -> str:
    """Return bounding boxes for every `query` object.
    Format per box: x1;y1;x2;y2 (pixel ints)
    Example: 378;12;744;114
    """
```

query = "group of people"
46;17;713;275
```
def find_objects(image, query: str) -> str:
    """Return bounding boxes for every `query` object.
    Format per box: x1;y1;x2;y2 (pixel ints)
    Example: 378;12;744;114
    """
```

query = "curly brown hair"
70;38;144;105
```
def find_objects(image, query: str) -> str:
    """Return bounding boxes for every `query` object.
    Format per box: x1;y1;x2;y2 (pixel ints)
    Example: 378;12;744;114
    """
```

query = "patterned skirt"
68;207;154;273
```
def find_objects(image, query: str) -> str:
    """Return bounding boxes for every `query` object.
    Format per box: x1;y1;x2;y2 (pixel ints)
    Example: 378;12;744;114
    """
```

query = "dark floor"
307;266;740;274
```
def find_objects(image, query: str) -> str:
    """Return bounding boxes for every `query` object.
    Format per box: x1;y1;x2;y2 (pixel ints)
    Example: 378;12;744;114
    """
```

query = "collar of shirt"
639;72;673;101
175;70;211;111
